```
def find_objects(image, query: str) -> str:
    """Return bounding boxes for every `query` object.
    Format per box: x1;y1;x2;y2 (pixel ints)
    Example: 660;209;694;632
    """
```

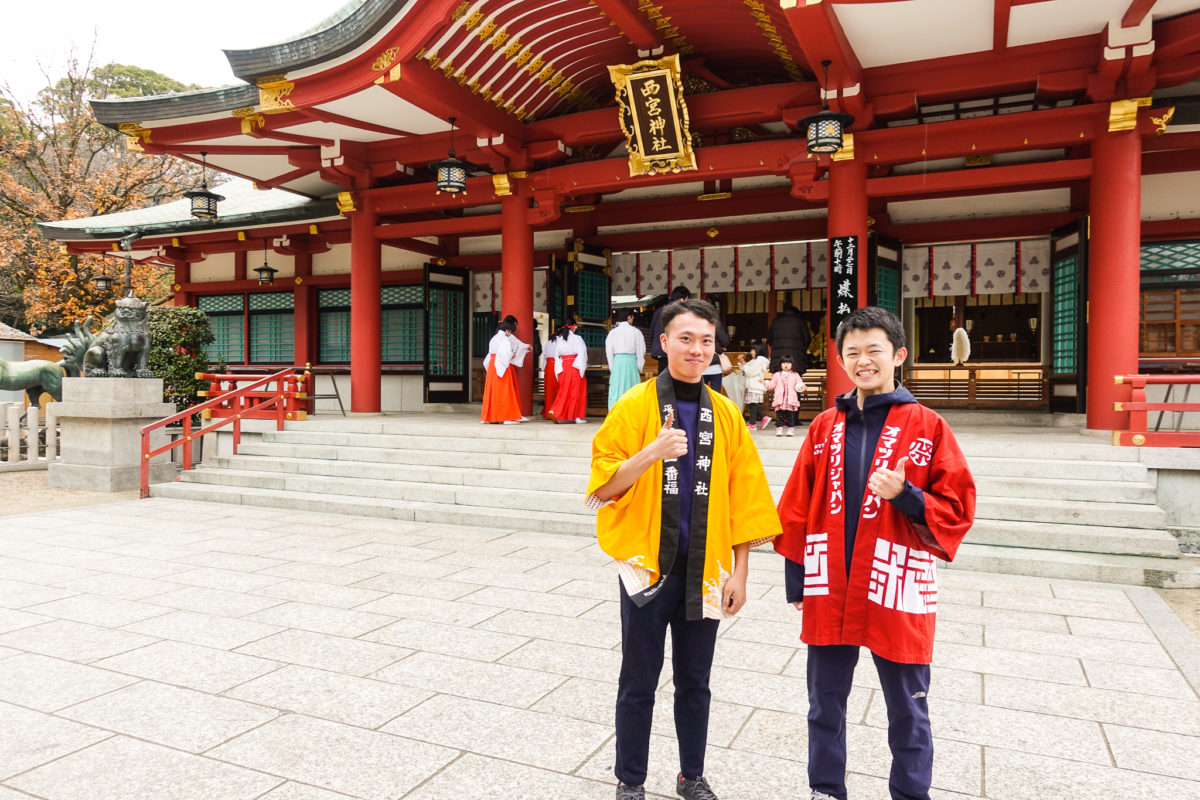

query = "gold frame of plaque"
608;54;697;177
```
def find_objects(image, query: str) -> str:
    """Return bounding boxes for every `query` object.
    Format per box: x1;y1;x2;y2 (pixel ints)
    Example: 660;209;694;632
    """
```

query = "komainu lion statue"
83;296;153;378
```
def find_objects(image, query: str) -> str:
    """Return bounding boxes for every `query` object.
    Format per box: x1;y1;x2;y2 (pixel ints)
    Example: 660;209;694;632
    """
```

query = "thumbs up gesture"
649;410;688;462
867;456;909;500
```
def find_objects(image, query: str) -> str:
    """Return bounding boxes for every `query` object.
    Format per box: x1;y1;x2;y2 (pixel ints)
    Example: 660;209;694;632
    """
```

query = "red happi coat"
774;401;976;664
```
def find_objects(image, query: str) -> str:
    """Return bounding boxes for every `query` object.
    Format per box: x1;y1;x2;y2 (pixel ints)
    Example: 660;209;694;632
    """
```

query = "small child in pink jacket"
764;354;807;437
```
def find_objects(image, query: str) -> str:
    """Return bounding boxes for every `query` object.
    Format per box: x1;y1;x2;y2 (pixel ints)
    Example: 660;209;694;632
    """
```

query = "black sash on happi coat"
625;371;716;621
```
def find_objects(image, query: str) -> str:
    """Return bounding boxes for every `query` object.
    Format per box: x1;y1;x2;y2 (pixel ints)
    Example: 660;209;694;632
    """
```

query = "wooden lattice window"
1140;289;1200;357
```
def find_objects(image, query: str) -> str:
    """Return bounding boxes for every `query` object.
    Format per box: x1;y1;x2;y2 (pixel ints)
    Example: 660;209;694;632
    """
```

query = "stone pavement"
0;499;1198;800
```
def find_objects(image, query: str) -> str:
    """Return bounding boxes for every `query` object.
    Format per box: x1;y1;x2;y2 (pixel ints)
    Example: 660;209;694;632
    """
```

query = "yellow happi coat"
588;380;782;619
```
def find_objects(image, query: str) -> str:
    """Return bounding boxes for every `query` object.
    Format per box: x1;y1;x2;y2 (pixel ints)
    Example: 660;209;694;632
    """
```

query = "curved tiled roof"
91;84;258;127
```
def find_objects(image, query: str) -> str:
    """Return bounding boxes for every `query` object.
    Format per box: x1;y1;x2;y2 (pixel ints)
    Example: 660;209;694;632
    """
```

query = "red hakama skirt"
549;354;587;421
541;356;559;419
481;356;522;423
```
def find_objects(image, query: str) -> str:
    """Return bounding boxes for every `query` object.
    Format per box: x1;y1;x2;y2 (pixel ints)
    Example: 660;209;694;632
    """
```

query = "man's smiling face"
838;327;906;396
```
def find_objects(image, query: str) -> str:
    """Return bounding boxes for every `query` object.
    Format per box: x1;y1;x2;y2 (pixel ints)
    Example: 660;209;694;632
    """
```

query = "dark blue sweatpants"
615;574;720;786
808;644;933;800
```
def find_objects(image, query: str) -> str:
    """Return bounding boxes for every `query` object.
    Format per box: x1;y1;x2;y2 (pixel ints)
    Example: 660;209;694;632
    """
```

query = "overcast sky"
2;1;341;103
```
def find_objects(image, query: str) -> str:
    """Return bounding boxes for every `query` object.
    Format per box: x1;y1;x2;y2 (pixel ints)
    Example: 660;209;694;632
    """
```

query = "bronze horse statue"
0;319;94;407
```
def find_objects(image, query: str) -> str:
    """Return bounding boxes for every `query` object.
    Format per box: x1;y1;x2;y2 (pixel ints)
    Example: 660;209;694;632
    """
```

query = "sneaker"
616;782;646;800
502;420;520;425
786;427;795;437
575;418;589;424
760;416;770;428
746;424;756;431
677;774;719;800
776;429;784;437
810;792;838;800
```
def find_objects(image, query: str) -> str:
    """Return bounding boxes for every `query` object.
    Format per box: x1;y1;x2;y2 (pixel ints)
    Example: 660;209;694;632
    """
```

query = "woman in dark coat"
769;305;811;372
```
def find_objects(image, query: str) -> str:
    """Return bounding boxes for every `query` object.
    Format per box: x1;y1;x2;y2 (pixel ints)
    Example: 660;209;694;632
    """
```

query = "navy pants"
615;574;719;786
808;644;933;800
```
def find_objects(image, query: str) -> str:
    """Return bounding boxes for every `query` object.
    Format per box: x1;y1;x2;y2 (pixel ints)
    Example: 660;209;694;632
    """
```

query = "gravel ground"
2;468;1198;641
0;469;137;516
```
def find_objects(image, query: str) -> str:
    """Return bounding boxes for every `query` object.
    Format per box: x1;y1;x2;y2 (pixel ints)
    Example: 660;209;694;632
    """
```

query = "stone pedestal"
48;378;176;492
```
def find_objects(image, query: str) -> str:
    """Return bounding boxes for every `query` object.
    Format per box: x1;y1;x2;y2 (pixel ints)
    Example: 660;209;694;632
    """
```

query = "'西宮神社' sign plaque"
829;235;860;335
608;54;697;177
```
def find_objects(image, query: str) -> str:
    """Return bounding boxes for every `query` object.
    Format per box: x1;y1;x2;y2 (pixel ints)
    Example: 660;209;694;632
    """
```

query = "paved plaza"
0;497;1198;800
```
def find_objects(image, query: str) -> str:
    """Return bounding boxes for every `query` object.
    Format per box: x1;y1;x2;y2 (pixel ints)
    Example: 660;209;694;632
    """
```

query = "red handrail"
138;367;309;498
1113;373;1200;447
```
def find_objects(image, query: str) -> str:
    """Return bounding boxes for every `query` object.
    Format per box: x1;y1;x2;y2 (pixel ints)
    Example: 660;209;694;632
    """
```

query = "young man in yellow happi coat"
587;299;781;800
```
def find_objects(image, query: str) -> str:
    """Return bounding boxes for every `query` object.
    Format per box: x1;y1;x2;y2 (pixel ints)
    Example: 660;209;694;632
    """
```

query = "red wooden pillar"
501;191;534;416
172;260;192;307
1087;128;1141;430
825;156;869;405
349;201;382;413
293;250;313;368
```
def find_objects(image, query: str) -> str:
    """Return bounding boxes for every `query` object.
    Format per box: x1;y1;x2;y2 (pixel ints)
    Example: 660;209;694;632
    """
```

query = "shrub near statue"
83;296;153;379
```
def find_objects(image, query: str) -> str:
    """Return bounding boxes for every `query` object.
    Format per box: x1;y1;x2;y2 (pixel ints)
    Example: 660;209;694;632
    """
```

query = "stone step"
973;475;1156;505
948;543;1200;589
967;519;1180;558
239;441;590;473
964;456;1150;483
149;481;596;536
974;495;1166;529
267;429;588;459
181;467;592;517
212;454;583;493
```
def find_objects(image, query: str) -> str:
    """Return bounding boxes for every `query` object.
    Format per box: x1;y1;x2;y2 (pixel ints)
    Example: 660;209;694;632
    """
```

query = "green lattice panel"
576;271;609;322
249;291;294;311
318;289;351;308
319;310;351;362
1052;255;1078;374
1141;241;1200;272
384;285;423;305
197;294;243;313
249;312;295;363
576;325;606;349
473;311;498;358
427;287;464;376
208;316;244;363
876;266;900;315
383;307;423;363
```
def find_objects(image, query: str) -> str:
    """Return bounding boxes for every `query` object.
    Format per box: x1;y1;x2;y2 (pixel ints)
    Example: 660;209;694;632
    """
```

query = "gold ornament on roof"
372;48;400;72
1151;106;1175;135
1107;97;1151;132
257;75;295;114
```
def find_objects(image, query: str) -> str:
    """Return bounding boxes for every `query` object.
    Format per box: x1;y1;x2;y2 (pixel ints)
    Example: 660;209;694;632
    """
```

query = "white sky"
1;1;341;104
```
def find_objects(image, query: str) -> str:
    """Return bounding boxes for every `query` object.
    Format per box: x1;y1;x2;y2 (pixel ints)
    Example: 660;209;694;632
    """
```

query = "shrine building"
40;0;1200;430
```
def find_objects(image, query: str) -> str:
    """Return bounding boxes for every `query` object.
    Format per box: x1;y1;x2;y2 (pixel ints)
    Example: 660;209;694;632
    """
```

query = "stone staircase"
148;415;1200;588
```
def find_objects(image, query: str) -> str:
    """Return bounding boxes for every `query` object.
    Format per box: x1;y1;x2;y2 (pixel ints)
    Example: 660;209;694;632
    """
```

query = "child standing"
738;345;771;431
764;355;806;437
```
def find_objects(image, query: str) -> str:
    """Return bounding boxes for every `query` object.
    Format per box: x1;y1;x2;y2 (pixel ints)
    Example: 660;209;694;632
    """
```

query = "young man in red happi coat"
774;306;976;800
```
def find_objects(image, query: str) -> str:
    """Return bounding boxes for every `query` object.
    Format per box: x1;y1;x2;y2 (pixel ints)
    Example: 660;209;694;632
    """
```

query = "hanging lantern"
94;274;113;292
184;152;224;220
254;241;277;285
797;61;855;155
431;117;470;195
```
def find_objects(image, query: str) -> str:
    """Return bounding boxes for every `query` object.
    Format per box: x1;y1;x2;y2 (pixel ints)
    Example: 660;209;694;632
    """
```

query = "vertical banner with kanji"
829;235;860;336
608;54;697;177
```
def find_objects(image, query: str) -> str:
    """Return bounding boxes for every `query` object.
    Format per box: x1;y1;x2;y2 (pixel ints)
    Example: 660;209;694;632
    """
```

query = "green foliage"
147;305;219;411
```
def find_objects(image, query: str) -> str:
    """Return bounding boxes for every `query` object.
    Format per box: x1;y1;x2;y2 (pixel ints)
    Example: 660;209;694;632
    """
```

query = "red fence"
1113;374;1200;447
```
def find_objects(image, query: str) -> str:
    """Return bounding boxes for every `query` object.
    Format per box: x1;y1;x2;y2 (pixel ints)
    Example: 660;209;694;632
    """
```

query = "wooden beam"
866;159;1092;200
1122;0;1158;28
591;0;663;51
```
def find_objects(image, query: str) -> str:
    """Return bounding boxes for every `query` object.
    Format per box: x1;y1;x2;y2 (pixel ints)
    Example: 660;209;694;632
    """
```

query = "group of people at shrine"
585;302;977;800
480;314;590;424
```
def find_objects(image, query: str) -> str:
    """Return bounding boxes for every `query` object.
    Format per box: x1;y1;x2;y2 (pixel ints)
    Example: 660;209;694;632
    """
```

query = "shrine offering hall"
41;0;1200;429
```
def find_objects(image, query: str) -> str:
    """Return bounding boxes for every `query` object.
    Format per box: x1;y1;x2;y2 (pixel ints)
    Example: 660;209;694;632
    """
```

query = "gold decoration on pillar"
118;123;152;152
492;174;513;196
866;216;876;233
831;132;855;161
257;75;296;114
1151;106;1175;135
1107;97;1151;132
336;192;357;214
1132;434;1146;446
232;107;266;135
706;227;720;238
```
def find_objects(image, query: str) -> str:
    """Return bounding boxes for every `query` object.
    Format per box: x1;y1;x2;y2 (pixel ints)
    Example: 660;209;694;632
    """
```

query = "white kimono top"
554;331;589;377
605;321;646;373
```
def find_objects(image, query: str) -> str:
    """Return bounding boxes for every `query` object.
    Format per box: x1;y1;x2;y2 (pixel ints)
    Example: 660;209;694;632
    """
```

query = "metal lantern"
254;243;278;285
94;274;113;292
431;117;469;195
798;108;855;153
798;60;855;155
185;152;224;220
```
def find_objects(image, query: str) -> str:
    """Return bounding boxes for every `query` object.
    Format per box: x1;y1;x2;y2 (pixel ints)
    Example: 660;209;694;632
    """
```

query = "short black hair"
661;298;719;333
669;285;691;301
747;344;761;359
778;353;794;364
835;306;905;354
502;314;517;326
497;319;516;334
